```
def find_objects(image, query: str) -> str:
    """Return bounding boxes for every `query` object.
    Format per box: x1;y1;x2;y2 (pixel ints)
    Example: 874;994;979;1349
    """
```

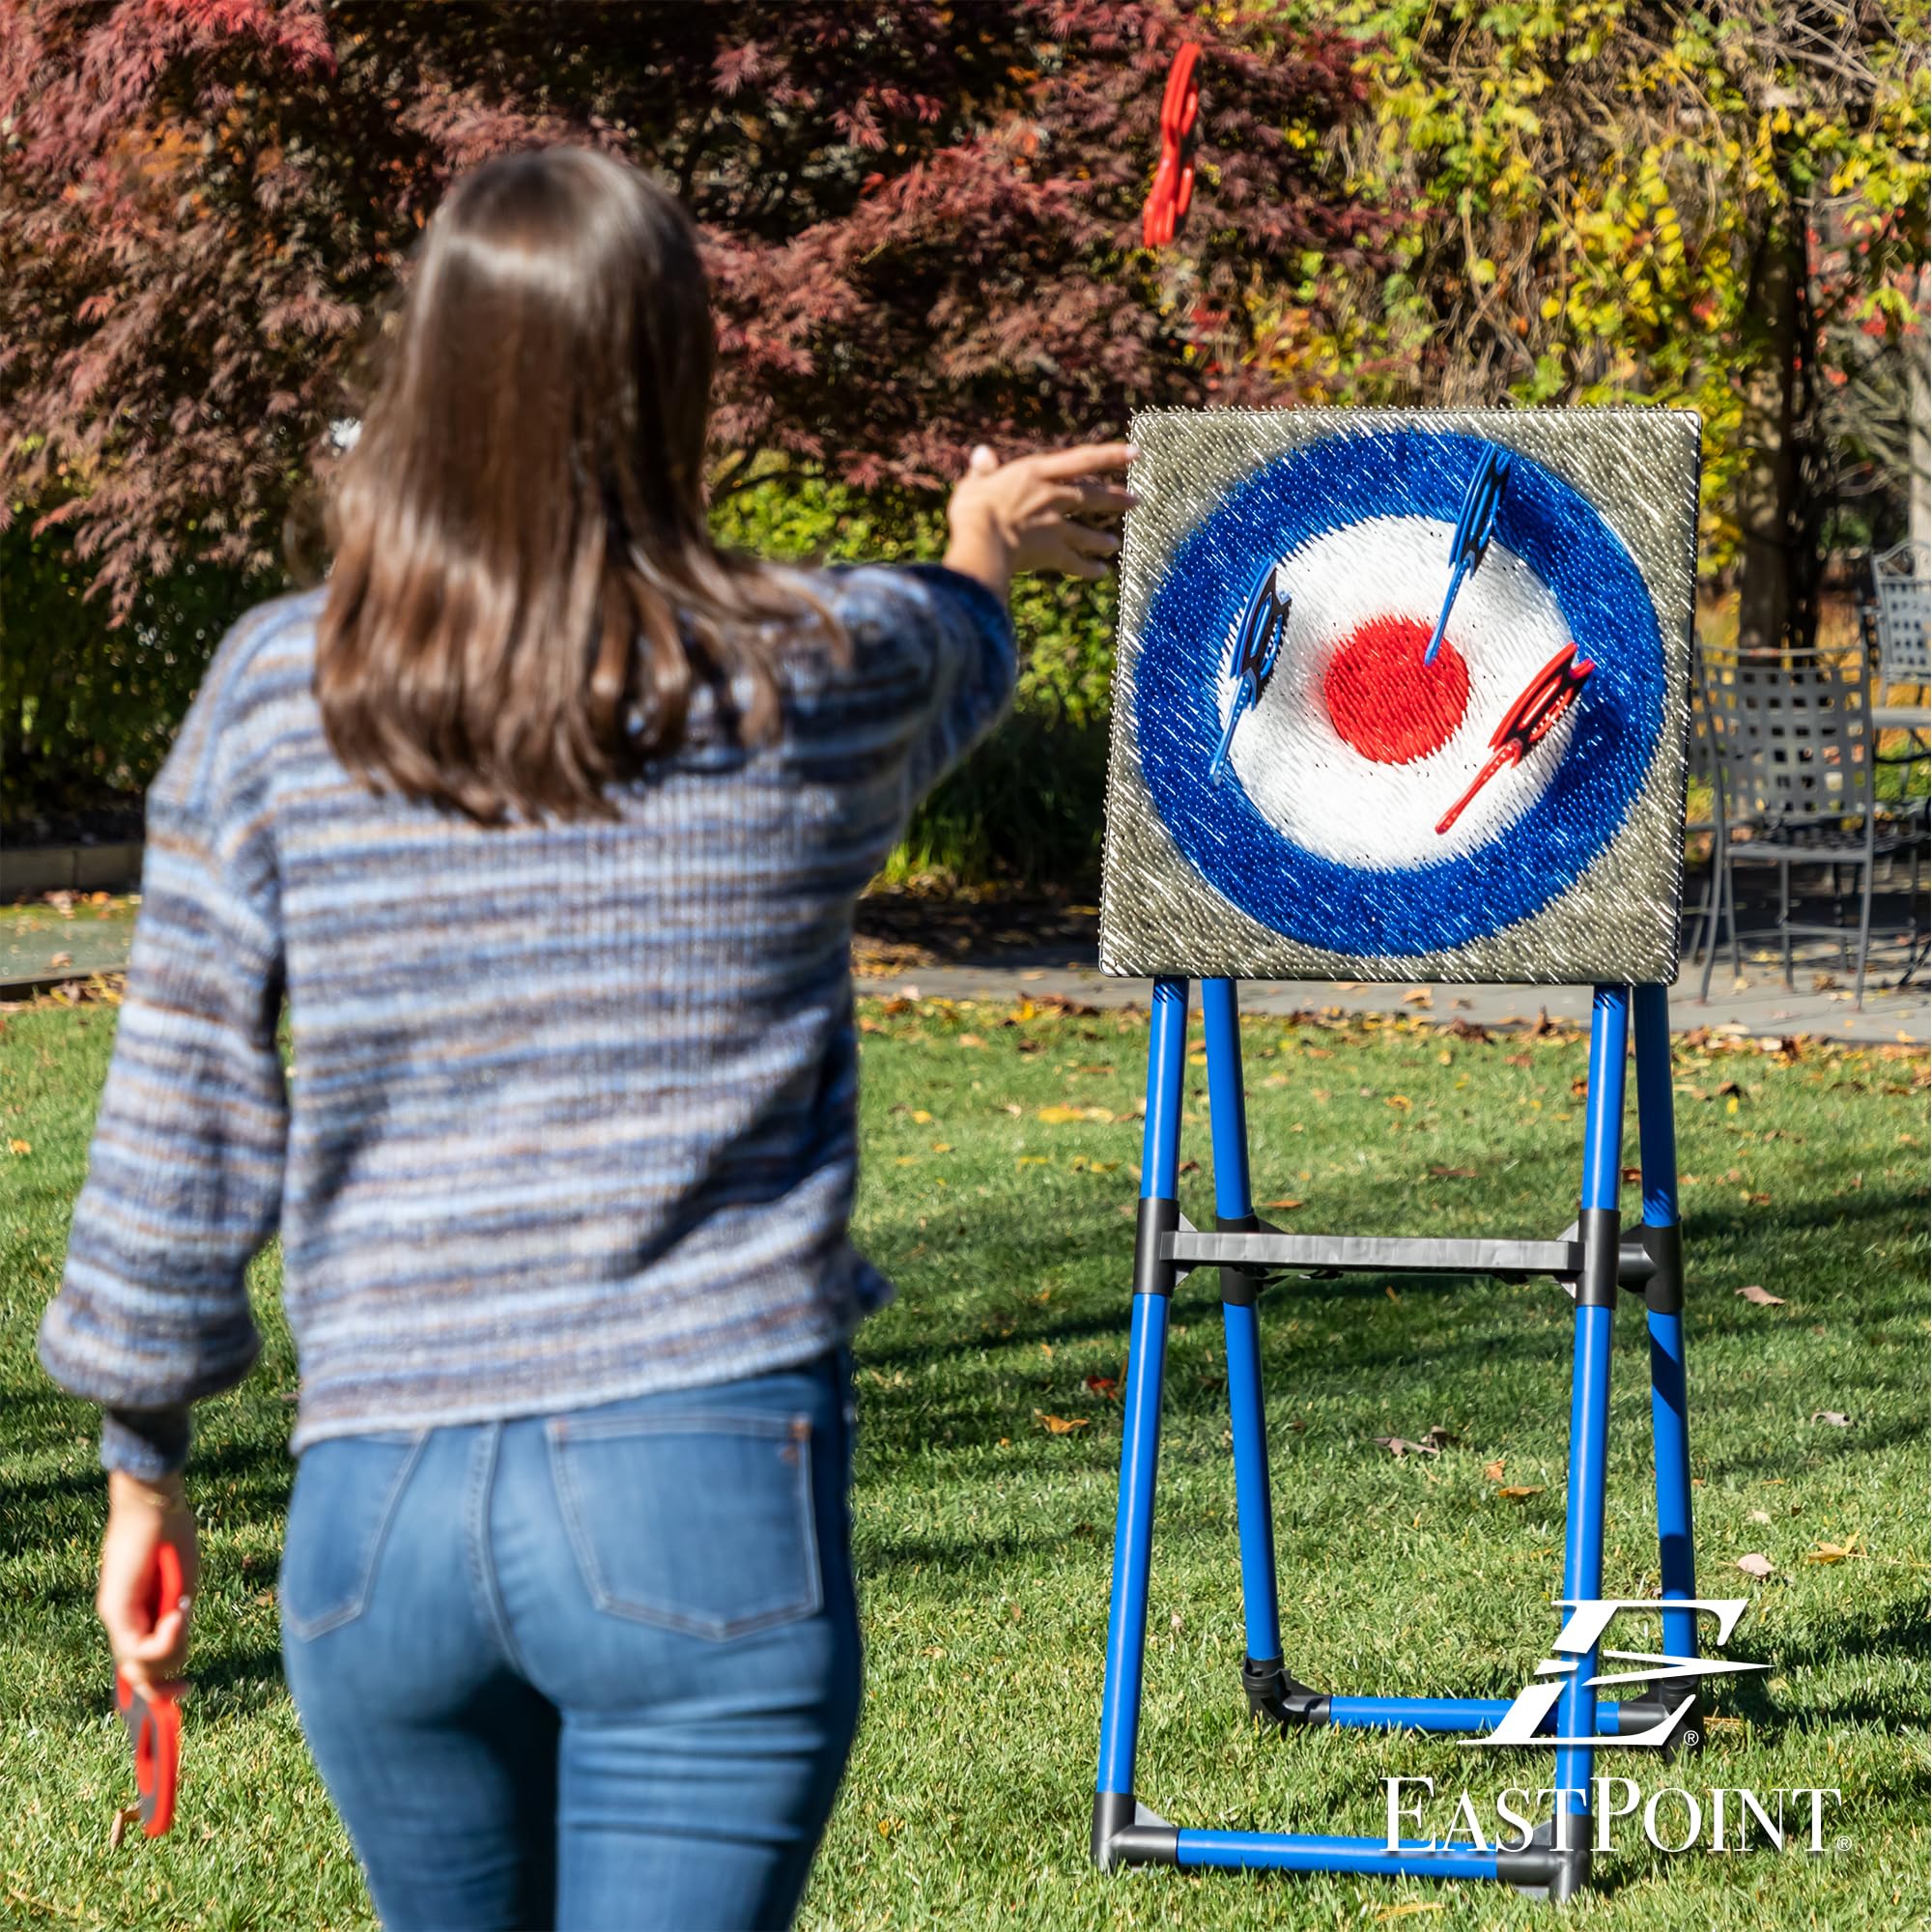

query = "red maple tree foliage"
0;0;1383;611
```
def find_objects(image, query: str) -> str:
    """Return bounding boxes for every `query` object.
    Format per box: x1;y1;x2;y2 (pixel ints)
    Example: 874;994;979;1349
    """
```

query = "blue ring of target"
1133;428;1665;954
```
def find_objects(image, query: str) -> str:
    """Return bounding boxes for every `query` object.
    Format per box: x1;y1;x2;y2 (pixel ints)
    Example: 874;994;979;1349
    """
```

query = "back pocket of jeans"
279;1433;425;1641
545;1411;821;1640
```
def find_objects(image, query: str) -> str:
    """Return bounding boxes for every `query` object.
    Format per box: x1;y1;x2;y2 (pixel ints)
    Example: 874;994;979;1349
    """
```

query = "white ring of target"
1216;514;1578;870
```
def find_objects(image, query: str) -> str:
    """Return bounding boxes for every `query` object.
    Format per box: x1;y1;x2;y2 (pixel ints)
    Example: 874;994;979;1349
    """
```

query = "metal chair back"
1703;647;1875;837
1684;638;1723;834
1869;540;1930;687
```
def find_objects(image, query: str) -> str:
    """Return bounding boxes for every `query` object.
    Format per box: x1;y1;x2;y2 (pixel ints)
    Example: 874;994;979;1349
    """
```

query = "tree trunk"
1734;209;1805;657
1911;264;1930;554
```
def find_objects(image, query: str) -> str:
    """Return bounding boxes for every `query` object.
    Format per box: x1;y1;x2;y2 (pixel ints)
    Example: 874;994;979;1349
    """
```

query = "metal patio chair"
1700;645;1926;1009
1863;539;1931;691
1683;637;1738;992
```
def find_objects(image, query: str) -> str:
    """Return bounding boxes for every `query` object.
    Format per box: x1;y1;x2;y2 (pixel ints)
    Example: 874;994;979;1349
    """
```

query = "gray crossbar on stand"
1164;1226;1580;1281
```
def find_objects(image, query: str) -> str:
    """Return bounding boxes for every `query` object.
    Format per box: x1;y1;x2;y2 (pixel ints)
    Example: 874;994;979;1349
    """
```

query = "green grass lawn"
2;989;1925;1930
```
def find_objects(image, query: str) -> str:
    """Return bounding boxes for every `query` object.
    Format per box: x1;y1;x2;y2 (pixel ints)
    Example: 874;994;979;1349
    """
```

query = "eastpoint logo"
1476;1595;1767;1748
1382;1598;1844;1856
1385;1776;1843;1857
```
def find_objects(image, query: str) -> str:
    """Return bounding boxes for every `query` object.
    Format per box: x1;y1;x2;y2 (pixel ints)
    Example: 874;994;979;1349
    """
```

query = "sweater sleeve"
888;564;1018;802
38;619;290;1479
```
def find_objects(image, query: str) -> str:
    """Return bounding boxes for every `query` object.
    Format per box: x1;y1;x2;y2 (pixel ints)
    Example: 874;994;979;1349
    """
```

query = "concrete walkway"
861;950;1927;1045
8;891;1925;1043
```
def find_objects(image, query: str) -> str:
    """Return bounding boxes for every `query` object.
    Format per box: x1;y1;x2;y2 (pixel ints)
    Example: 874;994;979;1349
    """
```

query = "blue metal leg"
1094;979;1189;1861
1328;1694;1627;1735
1552;986;1630;1840
1201;979;1287;1691
1634;983;1697;1666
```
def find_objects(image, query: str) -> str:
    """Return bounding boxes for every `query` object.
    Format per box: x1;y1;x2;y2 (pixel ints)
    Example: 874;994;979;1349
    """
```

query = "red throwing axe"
1143;43;1202;246
114;1542;185;1837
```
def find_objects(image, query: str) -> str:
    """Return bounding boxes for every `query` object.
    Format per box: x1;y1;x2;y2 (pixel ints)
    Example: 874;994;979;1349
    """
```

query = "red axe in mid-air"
1142;43;1202;246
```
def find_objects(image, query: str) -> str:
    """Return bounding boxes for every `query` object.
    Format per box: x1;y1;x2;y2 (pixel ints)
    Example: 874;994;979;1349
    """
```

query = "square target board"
1099;409;1701;985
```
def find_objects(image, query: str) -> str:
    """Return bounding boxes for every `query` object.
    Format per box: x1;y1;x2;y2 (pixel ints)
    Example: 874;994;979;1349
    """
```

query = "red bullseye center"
1322;616;1470;765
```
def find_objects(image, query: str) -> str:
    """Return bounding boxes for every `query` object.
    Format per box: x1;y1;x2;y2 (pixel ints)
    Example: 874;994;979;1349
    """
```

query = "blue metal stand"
1093;978;1698;1902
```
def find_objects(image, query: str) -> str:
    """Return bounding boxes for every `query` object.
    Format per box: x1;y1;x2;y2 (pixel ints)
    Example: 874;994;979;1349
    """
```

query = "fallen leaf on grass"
1810;1410;1854;1428
1748;1509;1771;1524
1083;1375;1119;1398
1735;1284;1785;1306
1806;1537;1861;1564
108;1804;142;1850
1736;1552;1775;1578
1264;1197;1305;1210
930;1142;952;1154
6;1139;30;1156
1429;1164;1477;1179
910;1109;933;1124
956;1033;984;1049
1035;1411;1089;1435
1376;1426;1455;1459
1505;1051;1533;1067
1482;1459;1506;1481
1497;1485;1545;1500
1374;1903;1447;1921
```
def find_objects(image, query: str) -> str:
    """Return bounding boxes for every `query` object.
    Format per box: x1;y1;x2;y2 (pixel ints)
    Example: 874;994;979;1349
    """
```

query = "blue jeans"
279;1352;862;1931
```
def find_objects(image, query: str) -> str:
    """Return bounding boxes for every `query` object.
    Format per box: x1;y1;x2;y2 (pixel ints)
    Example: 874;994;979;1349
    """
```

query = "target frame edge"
1098;406;1701;986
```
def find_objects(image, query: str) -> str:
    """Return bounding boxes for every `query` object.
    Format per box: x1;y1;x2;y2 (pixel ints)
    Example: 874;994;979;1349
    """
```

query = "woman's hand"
99;1469;198;1694
943;441;1137;600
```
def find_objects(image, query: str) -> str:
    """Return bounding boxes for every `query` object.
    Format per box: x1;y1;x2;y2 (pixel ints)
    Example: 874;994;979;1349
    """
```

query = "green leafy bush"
0;518;266;832
6;479;1117;888
715;475;1116;891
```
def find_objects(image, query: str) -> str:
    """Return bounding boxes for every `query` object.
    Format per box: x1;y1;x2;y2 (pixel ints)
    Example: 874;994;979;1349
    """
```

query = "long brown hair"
318;146;831;823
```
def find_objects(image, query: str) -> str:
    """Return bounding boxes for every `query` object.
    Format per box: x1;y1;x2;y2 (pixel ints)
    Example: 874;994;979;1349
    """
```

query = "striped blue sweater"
39;565;1015;1478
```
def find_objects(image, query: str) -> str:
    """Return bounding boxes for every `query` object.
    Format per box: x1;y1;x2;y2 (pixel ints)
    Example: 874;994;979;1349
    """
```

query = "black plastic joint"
1242;1655;1330;1730
1616;1222;1685;1314
1641;1222;1685;1314
1576;1207;1621;1309
1496;1815;1593;1901
1091;1791;1179;1871
1617;1685;1703;1761
1216;1212;1263;1306
1133;1196;1181;1299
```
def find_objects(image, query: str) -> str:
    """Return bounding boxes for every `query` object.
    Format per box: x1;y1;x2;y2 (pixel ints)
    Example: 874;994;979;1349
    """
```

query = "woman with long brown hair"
40;145;1130;1930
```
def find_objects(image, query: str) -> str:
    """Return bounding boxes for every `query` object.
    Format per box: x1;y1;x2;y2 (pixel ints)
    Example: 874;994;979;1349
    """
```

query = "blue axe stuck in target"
1208;560;1293;783
1422;444;1512;668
